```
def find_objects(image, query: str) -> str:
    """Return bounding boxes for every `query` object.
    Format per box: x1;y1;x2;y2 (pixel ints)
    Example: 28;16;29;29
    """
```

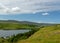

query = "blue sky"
0;0;60;23
0;10;60;23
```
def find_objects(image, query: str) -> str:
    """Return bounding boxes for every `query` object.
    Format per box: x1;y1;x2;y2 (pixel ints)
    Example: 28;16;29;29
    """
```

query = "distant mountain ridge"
0;20;54;26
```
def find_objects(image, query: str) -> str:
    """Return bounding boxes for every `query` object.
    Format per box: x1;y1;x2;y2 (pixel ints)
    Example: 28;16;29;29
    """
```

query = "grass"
0;23;39;30
17;25;60;43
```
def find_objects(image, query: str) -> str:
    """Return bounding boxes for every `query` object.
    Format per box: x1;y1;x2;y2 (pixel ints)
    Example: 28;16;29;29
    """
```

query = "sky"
0;0;60;23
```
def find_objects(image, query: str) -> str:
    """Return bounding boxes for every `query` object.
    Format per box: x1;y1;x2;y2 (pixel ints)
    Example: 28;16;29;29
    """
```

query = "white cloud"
42;13;49;16
11;7;20;13
0;4;21;14
0;0;60;14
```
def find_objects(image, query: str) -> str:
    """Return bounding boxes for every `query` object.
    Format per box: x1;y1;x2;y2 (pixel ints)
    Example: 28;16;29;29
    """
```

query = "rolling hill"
17;25;60;43
0;20;54;30
0;20;53;26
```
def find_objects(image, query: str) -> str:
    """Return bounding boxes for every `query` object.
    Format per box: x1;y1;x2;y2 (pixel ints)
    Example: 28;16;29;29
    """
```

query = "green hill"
17;25;60;43
0;20;53;30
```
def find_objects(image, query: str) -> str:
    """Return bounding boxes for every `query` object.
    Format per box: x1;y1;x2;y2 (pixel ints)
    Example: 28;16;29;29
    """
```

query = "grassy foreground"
17;25;60;43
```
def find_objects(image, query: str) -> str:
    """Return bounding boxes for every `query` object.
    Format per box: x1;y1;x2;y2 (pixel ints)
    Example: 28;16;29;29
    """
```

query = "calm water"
0;30;30;37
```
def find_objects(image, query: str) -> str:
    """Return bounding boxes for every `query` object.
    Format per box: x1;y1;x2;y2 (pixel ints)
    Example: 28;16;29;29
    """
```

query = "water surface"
0;30;30;37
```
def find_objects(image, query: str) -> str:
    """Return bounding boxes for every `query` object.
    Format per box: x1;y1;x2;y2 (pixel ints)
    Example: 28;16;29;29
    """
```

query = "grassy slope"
17;25;60;43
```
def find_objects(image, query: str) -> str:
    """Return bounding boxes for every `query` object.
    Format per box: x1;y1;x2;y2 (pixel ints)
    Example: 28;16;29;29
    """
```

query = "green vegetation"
0;23;39;30
0;20;53;30
17;25;60;43
0;24;60;43
7;29;36;43
0;20;59;43
0;29;38;43
0;37;9;43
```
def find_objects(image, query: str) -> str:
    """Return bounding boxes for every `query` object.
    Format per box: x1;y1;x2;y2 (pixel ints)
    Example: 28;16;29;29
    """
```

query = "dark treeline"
0;29;38;43
0;26;42;43
7;29;38;43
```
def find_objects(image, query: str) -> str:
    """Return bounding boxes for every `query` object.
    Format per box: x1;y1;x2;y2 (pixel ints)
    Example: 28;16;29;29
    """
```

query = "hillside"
0;20;53;26
0;20;40;30
17;25;60;43
0;20;53;30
